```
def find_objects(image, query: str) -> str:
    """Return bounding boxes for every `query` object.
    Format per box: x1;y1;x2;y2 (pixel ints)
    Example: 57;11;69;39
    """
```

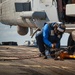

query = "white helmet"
56;22;66;33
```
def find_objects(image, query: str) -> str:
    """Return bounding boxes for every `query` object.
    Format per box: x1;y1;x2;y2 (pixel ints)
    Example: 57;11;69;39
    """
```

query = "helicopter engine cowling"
17;26;28;35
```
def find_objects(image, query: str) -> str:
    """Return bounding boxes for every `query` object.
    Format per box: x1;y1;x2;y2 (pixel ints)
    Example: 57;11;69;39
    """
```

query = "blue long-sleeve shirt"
43;23;62;48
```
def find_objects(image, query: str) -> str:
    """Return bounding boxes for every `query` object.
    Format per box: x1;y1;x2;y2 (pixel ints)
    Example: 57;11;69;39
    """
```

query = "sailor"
68;31;75;54
36;22;66;58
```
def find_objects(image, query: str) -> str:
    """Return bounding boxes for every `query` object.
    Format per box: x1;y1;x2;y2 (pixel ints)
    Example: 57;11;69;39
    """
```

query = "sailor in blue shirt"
36;22;66;58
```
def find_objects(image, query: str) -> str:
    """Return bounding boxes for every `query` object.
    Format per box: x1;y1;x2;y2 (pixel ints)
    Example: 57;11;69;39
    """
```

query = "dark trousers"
68;34;75;54
35;31;45;56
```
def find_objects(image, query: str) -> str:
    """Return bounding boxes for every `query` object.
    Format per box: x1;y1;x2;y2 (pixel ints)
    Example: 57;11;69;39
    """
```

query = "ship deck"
0;46;75;75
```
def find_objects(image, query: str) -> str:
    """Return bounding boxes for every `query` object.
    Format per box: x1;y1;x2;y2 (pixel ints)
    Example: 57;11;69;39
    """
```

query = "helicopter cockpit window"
15;2;31;12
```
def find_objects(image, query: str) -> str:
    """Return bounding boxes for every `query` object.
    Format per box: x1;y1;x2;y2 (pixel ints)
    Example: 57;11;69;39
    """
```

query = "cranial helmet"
56;22;66;33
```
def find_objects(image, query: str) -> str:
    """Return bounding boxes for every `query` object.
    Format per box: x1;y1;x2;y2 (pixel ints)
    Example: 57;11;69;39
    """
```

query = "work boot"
39;53;47;59
39;53;45;57
43;56;47;59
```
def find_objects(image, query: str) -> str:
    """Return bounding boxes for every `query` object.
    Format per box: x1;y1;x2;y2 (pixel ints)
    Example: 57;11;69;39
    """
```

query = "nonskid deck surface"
0;46;75;75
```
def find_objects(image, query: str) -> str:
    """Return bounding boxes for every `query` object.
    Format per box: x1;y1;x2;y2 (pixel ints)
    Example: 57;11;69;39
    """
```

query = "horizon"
0;23;69;46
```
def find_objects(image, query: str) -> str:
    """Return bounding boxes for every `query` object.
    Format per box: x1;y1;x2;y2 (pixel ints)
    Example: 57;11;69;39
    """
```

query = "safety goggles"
56;30;63;35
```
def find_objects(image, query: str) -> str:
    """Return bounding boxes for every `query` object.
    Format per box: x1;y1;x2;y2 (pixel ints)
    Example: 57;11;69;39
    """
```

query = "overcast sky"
0;23;35;45
0;23;69;46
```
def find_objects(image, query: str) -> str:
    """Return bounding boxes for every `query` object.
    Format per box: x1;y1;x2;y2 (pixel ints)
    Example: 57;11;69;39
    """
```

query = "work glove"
52;43;56;49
